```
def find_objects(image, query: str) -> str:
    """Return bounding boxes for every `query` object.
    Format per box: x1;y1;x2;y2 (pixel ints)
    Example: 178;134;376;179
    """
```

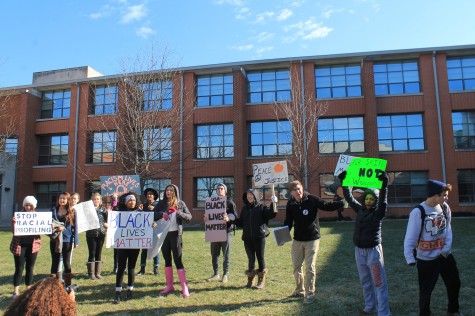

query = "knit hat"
143;188;159;200
216;183;227;194
427;180;447;197
23;196;37;208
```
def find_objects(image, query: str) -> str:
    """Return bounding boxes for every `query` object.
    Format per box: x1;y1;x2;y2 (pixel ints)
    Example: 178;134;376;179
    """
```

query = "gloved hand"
168;208;177;214
271;196;278;203
338;171;347;182
162;213;170;221
377;171;389;186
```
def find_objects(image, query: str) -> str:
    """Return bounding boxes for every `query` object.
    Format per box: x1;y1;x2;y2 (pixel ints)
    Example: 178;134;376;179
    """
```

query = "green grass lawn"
0;218;473;315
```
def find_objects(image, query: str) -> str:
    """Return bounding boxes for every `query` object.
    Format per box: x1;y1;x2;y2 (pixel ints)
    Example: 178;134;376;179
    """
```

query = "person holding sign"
235;189;278;289
137;188;160;276
284;180;344;304
204;183;238;283
10;196;43;299
338;170;391;316
153;184;192;298
85;193;108;280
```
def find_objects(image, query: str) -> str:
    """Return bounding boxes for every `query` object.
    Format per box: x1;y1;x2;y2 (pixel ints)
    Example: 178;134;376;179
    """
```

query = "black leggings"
13;246;38;286
161;231;184;269
115;249;140;288
243;238;266;272
50;241;73;274
86;236;105;262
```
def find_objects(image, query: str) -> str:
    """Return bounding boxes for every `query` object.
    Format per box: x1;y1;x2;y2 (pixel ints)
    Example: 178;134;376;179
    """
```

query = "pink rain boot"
177;268;190;298
160;267;175;296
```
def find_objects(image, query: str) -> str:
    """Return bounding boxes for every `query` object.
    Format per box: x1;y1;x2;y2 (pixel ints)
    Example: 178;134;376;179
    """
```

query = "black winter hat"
143;188;159;200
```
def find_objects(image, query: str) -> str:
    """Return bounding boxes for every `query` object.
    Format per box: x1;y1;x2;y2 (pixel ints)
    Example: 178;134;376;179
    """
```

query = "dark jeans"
13;245;38;286
115;249;140;288
139;249;159;267
161;231;184;269
210;232;232;275
50;241;73;274
86;236;105;262
243;238;266;272
417;254;461;315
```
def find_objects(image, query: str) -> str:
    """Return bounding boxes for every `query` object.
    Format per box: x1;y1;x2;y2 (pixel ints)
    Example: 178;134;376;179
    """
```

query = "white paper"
74;201;100;234
273;226;292;246
14;212;53;236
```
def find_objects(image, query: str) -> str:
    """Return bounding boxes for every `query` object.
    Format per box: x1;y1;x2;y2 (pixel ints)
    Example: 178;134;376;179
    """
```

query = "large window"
377;114;424;152
315;64;361;99
196;124;234;159
195;177;234;208
452;111;475;149
197;74;233;107
140;81;173;111
318;117;365;154
143;128;172;161
1;137;18;155
447;56;475;92
373;61;420;96
89;131;116;163
36;182;67;209
249;121;292;157
387;171;427;204
457;169;475;203
38;135;68;165
247;69;291;103
41;89;71;119
93;85;118;115
143;178;172;200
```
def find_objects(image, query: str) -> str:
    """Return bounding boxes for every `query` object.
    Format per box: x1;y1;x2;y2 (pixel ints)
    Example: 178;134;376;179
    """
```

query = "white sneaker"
221;275;228;283
206;274;220;282
303;294;316;304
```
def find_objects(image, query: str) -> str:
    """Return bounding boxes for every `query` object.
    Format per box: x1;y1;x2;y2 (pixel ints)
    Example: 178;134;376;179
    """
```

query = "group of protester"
8;175;463;316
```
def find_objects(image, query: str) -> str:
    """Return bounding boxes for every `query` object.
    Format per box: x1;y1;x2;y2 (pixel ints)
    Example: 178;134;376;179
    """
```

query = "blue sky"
1;0;474;87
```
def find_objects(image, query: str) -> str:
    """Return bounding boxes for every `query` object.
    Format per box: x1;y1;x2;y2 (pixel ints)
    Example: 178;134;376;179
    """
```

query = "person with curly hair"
10;196;42;299
4;277;77;316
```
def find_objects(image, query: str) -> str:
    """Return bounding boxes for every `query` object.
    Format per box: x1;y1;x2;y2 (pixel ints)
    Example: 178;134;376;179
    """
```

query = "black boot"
114;291;121;304
137;266;146;275
153;266;159;275
125;289;133;301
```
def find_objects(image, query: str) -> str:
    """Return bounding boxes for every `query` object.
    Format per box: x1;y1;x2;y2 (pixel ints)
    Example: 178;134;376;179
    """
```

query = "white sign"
252;160;289;187
204;196;227;242
74;200;100;234
106;211;154;249
14;212;53;236
147;217;172;259
334;154;356;176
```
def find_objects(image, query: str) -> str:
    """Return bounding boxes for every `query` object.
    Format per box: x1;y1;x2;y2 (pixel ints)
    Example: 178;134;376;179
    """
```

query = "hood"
242;189;260;206
163;184;180;203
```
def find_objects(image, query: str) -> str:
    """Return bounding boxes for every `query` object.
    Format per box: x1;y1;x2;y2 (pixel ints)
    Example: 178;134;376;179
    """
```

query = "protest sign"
252;161;289;187
14;212;52;236
100;175;141;197
273;226;292;246
334;154;356;176
74;200;99;233
343;157;387;189
106;211;153;249
204;196;227;242
147;216;172;259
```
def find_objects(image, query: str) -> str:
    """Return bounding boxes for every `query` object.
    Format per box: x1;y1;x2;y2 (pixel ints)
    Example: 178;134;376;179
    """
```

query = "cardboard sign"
106;211;153;249
74;200;100;233
252;160;289;187
14;212;53;236
204;196;227;242
100;175;141;196
343;157;387;189
334;154;356;176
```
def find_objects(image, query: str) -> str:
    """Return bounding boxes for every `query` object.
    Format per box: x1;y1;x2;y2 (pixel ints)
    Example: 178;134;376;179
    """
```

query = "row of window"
34;169;475;209
39;56;475;119
35;111;475;165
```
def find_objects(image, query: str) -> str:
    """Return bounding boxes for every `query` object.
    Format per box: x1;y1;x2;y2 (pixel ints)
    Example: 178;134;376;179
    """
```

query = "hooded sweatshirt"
153;184;192;235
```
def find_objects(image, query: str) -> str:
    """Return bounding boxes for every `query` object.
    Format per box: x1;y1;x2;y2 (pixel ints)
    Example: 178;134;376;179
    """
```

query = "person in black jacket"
284;180;344;305
338;170;391;316
137;188;160;276
235;189;278;289
205;183;238;283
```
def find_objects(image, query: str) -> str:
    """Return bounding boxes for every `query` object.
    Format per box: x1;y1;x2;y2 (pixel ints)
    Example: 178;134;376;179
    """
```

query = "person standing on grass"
205;183;238;283
338;170;391;316
154;184;192;298
137;188;160;276
284;180;344;305
85;193;108;280
234;189;278;290
404;180;463;316
10;196;42;299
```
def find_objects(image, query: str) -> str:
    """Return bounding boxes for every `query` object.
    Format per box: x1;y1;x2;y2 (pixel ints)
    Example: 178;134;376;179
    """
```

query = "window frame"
92;84;118;115
143;127;172;161
195;177;234;208
35;182;67;209
88;131;117;164
38;134;69;166
377;114;425;152
447;56;475;92
318;116;365;154
452;111;475;149
195;123;234;159
248;120;292;157
247;69;291;103
373;60;421;96
196;74;233;107
41;89;71;119
140;81;173;111
315;63;362;99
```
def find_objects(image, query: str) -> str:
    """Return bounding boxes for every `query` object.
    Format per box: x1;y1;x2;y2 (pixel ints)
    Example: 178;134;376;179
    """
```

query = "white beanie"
217;183;227;194
23;196;38;208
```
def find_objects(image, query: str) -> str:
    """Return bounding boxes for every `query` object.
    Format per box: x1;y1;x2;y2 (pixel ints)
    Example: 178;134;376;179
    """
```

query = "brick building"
1;44;474;225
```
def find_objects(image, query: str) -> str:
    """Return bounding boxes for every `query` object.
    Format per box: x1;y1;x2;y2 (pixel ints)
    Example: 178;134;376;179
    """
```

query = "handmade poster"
147;215;172;259
204;196;227;242
334;154;356;176
14;212;52;236
106;211;153;249
74;200;99;233
273;226;292;246
252;160;289;187
343;157;387;189
100;175;141;196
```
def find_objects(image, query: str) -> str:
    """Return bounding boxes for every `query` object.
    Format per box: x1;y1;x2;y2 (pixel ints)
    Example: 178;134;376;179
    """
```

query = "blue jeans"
355;245;391;316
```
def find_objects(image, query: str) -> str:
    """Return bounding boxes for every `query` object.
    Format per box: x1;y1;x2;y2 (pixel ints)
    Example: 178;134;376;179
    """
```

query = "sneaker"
303;294;316;304
12;294;18;299
137;267;146;275
291;291;305;297
206;274;220;282
153;267;159;275
221;275;228;283
358;308;374;315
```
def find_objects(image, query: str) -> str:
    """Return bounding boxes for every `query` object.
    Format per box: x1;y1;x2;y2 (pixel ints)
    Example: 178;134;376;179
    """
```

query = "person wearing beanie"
204;183;238;283
137;188;160;276
338;171;391;315
404;180;463;316
10;196;42;299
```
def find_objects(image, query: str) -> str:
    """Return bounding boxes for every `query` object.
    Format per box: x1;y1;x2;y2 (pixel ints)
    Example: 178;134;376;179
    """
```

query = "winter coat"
153;184;192;235
86;206;108;238
51;206;79;247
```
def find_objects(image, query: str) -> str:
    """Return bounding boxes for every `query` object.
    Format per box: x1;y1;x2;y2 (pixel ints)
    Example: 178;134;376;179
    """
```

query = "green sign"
343;157;387;189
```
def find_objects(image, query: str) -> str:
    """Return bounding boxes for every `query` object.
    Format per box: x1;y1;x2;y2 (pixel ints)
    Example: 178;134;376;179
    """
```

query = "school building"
1;44;474;225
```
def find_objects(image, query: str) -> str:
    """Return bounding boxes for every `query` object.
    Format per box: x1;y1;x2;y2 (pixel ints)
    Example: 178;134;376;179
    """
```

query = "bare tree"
0;90;20;176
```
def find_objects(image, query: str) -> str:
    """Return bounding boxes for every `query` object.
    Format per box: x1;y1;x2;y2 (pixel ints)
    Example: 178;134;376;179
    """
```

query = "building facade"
1;45;474;224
